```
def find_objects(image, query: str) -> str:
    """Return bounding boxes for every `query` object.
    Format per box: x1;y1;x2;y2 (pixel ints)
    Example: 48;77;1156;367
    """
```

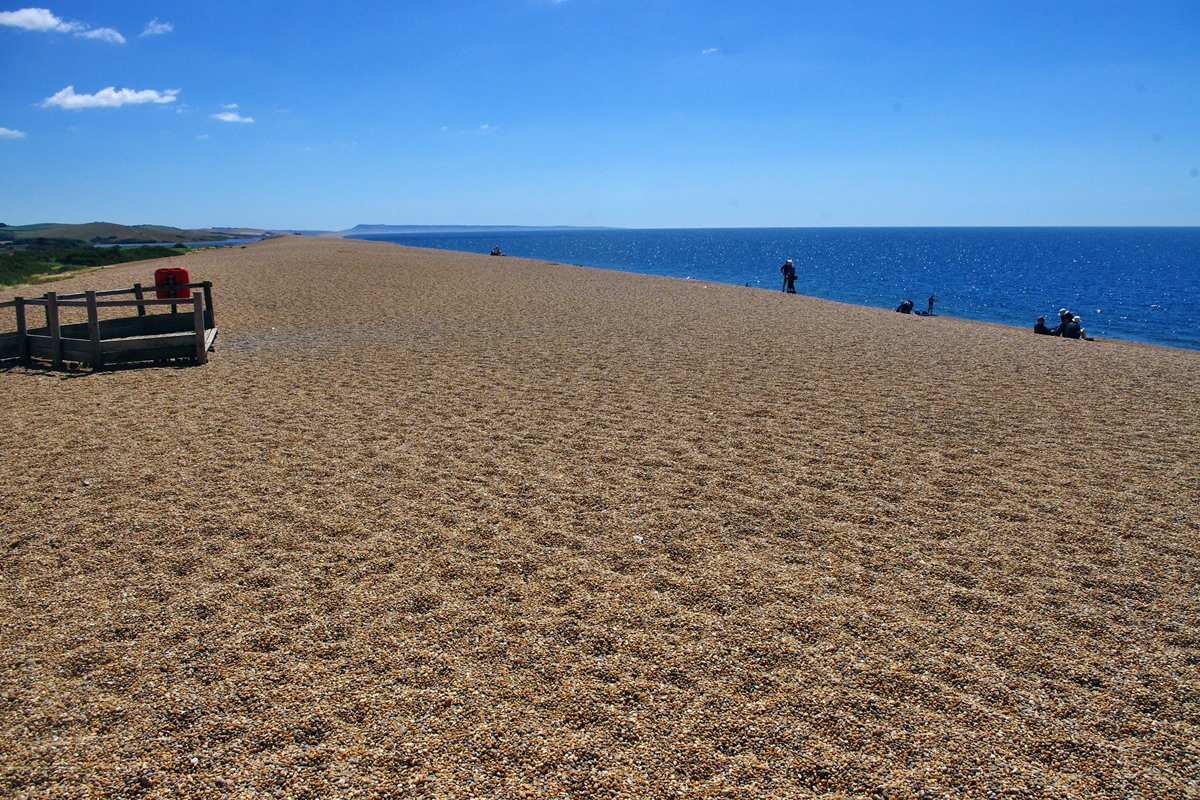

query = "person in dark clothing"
1064;316;1083;339
1034;316;1053;335
1052;308;1072;336
927;294;936;315
895;299;914;313
780;259;796;293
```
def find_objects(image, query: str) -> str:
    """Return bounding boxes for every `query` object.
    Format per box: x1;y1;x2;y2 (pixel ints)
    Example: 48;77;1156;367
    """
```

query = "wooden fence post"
202;282;215;331
86;291;103;370
46;292;62;370
192;293;207;365
133;283;146;317
15;297;30;364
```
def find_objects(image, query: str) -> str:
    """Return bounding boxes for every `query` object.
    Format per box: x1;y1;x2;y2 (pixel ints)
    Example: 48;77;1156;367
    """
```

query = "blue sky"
1;1;1197;230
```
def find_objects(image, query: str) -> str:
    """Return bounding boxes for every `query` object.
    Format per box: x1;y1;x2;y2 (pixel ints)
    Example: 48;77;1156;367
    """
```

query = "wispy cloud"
78;27;124;44
0;7;125;43
142;19;172;36
42;86;180;110
701;47;719;55
0;127;27;139
212;111;254;124
0;8;80;32
441;123;498;136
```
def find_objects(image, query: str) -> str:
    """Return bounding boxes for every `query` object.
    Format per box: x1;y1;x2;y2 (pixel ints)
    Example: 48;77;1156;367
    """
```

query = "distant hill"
0;222;250;245
343;224;616;234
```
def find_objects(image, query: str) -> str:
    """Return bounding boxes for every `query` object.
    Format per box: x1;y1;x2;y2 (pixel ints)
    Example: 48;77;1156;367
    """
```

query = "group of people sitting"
1035;308;1091;340
895;295;936;316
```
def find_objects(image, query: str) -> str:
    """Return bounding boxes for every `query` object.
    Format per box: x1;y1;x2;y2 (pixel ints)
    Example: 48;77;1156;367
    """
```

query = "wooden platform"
0;281;217;370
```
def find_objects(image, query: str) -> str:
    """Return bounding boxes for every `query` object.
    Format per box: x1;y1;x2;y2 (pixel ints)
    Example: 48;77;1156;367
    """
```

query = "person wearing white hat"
1052;308;1072;335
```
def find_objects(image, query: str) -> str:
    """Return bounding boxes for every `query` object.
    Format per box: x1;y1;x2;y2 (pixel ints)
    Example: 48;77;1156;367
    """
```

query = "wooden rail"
0;281;217;370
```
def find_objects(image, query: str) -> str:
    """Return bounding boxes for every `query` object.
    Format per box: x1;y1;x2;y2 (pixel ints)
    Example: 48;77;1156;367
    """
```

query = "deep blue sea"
349;228;1200;350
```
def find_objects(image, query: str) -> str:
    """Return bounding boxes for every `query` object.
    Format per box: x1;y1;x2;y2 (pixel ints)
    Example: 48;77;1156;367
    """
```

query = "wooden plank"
15;297;28;363
102;333;196;354
46;292;62;370
54;314;194;340
205;327;219;352
26;334;52;359
24;336;89;363
101;335;197;364
203;282;215;330
56;297;194;309
0;332;21;360
192;294;207;364
100;314;194;339
103;348;196;365
57;285;185;301
134;283;146;316
86;291;103;369
60;339;92;362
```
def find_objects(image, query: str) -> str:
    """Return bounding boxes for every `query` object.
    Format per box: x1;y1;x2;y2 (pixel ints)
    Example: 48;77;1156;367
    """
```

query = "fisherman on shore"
780;259;796;293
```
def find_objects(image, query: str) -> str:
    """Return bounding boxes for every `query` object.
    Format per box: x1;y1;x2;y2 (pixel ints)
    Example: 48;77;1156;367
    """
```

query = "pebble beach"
1;235;1197;798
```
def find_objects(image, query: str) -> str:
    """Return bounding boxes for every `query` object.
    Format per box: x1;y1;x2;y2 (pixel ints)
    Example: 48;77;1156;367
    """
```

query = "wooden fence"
0;281;217;370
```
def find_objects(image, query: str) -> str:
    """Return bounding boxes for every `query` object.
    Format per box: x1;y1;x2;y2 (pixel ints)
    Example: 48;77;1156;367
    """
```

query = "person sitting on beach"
1051;308;1072;336
490;246;504;256
1064;316;1083;339
1034;316;1053;335
896;299;914;314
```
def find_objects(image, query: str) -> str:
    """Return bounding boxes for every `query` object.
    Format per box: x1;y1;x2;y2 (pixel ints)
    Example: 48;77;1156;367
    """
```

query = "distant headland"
0;222;617;246
340;224;617;236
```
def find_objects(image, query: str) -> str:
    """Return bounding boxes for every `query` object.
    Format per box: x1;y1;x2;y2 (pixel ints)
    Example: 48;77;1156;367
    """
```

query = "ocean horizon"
349;227;1200;351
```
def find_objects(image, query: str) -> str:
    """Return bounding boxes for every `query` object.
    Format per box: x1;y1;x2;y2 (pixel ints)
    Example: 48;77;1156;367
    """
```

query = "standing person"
780;259;797;293
927;294;937;315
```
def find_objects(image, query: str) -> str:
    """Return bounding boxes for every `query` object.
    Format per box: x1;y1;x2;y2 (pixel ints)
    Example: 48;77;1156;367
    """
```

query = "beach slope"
1;236;1197;798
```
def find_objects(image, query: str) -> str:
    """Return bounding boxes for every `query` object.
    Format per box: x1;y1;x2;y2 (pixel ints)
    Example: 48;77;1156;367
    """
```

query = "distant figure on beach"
1034;316;1053;335
896;299;914;314
780;259;796;293
927;294;936;315
490;246;505;256
1064;315;1083;339
1052;308;1072;336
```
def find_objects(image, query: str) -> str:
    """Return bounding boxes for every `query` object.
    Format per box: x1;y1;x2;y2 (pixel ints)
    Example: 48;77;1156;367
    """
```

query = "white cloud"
78;26;125;44
42;86;180;110
0;8;125;43
701;47;718;55
0;8;79;32
212;111;254;124
0;127;27;139
142;19;172;36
